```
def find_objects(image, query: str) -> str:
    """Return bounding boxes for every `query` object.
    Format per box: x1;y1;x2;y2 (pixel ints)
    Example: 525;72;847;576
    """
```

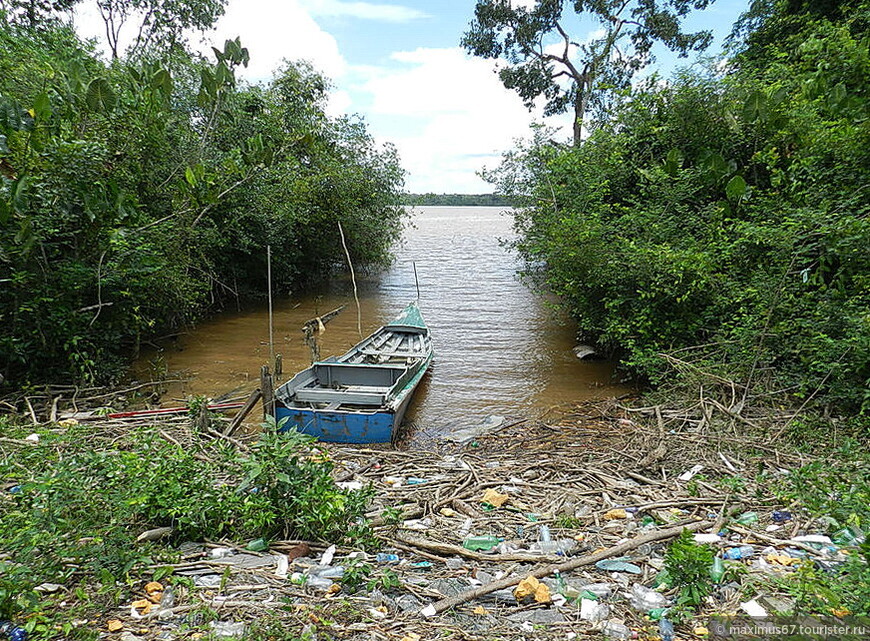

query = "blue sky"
76;1;750;193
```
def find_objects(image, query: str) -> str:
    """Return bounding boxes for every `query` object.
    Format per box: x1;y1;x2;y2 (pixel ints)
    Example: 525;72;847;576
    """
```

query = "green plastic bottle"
462;535;501;551
710;556;726;583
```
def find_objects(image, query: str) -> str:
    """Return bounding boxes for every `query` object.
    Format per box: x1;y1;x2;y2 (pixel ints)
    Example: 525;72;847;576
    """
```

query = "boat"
274;302;433;443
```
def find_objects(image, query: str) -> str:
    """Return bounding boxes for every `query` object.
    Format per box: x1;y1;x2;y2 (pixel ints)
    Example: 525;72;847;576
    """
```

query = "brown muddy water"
134;206;628;439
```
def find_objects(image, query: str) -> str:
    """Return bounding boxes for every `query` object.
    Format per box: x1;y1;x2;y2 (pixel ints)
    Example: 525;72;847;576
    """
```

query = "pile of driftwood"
47;398;820;640
2;381;833;640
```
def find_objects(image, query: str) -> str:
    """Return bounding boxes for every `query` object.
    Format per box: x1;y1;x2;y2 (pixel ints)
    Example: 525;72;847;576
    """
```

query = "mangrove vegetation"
0;3;406;389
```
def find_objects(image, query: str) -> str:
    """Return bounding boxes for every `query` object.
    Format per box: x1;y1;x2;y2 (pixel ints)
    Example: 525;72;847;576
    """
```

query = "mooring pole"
267;245;275;371
413;261;420;302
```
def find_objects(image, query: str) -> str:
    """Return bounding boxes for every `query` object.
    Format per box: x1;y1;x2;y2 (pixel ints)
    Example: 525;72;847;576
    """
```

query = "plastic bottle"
723;545;755;560
735;512;759;525
628;583;669;612
710;556;726;583
462;535;501;551
375;553;400;564
601;621;633;640
0;622;27;641
659;618;675;641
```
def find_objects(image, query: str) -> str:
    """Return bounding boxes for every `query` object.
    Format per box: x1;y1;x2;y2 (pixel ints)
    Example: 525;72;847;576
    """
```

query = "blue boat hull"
275;406;397;443
274;302;432;444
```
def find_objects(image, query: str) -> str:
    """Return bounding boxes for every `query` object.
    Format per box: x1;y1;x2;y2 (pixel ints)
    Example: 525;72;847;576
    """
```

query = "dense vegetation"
404;192;512;207
487;0;870;417
0;8;406;389
0;414;376;634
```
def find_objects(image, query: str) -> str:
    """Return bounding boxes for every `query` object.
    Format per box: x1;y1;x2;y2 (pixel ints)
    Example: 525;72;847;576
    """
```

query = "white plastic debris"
741;599;768;617
580;598;610;623
420;604;437;618
320;544;336;566
678;464;704;481
336;481;363;491
694;533;722;543
25;433;39;443
274;554;289;578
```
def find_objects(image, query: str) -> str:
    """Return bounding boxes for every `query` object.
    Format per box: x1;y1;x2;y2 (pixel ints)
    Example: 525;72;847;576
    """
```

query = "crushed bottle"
628;583;669;612
659;618;675;641
462;535;501;551
0;622;27;641
723;545;755;560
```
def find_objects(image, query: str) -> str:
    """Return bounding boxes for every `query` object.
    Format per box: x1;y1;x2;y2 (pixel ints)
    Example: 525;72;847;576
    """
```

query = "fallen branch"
394;532;560;564
421;519;711;616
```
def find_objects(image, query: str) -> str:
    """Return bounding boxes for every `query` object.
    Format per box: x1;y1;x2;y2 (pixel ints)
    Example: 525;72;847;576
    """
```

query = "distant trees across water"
404;193;513;207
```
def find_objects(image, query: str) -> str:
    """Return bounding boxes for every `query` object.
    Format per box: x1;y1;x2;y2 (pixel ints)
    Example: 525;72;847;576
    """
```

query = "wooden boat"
274;302;433;443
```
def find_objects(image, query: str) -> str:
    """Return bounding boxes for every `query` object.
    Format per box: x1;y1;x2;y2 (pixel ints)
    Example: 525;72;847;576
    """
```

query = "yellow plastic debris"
439;508;458;517
131;598;152;615
401;634;422;641
481;488;509;508
326;583;341;595
831;607;851;617
107;620;123;632
514;575;551;603
144;581;164;603
693;625;709;636
604;508;627;520
473;605;488;616
766;553;798;566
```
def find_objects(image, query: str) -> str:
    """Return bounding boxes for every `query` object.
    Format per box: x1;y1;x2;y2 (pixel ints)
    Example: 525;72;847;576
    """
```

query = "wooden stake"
260;365;274;420
267;245;275;369
337;221;361;338
225;388;263;436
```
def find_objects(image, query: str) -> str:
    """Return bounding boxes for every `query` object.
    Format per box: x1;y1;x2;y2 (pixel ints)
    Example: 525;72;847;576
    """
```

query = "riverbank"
1;390;866;640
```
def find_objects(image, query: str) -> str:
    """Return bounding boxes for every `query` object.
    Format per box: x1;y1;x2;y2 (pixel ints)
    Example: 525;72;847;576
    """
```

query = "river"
135;206;626;439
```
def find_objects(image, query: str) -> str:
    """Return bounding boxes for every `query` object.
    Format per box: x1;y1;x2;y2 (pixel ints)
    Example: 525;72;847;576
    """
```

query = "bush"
0;420;373;619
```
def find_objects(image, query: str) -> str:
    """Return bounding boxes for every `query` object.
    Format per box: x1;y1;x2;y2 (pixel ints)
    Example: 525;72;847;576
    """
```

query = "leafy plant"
664;529;715;608
341;559;373;592
367;568;401;593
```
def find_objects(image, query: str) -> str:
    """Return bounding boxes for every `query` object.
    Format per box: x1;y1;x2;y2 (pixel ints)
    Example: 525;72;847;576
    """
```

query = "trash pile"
3;400;863;640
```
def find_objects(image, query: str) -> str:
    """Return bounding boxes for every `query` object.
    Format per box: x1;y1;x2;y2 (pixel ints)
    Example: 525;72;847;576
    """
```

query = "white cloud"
300;0;428;22
73;0;347;83
357;47;568;192
210;0;347;82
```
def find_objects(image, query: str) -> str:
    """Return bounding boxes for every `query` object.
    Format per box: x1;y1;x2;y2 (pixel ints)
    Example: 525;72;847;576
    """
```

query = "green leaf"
726;175;747;201
86;78;117;112
151;69;172;97
33;92;51;120
184;166;197;187
743;90;766;122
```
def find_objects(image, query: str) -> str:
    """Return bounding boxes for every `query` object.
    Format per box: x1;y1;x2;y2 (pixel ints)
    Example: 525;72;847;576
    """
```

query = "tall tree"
462;0;715;145
0;0;80;29
96;0;225;59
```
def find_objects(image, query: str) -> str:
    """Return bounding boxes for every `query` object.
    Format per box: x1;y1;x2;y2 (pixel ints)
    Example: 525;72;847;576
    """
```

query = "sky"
74;1;749;194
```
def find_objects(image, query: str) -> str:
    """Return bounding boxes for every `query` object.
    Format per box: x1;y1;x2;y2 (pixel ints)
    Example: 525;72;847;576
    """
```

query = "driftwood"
422;519;711;616
394;532;561;564
224;388;262;436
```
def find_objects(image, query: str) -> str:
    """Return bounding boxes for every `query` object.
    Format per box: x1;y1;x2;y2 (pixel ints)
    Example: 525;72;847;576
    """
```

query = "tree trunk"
573;95;583;146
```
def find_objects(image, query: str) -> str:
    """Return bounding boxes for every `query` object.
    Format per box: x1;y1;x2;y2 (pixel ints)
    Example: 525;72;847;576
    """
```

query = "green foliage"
341;558;374;592
404;192;513;207
462;0;714;142
664;529;715;607
768;444;870;534
0;17;406;389
491;1;870;414
777;553;870;617
0;422;373;621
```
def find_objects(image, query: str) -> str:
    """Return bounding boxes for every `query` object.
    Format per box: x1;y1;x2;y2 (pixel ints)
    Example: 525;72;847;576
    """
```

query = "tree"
0;0;80;29
462;0;715;145
96;0;225;59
